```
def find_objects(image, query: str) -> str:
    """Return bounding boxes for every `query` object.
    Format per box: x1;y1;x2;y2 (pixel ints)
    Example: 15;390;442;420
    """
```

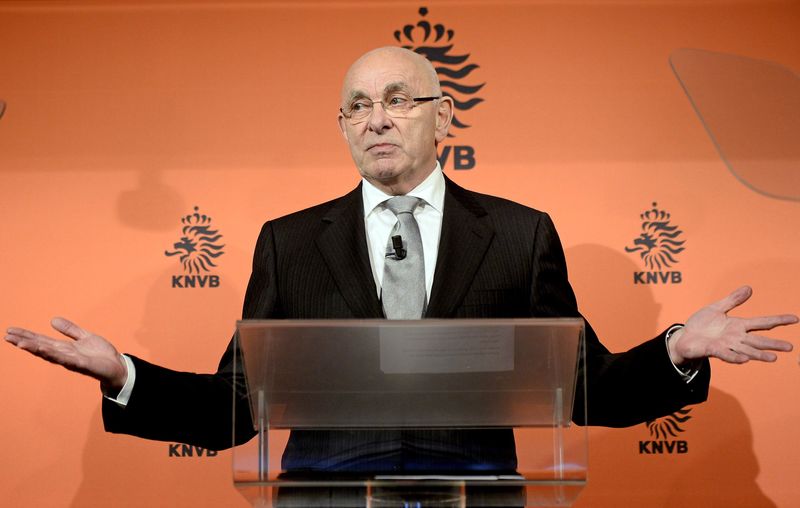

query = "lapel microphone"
391;235;407;260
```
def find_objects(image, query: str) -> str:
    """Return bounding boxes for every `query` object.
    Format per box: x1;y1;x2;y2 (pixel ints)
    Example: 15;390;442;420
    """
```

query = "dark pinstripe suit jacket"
103;176;709;472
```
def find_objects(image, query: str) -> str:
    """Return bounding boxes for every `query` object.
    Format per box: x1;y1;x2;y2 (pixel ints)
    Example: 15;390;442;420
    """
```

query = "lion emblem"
165;206;225;274
625;202;686;269
646;408;692;439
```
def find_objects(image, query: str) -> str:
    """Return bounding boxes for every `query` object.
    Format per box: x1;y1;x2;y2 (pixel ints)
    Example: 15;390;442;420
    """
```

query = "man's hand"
5;318;127;394
669;286;797;366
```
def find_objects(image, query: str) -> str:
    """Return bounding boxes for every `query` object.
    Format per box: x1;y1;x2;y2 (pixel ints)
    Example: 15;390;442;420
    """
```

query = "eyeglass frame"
339;95;442;122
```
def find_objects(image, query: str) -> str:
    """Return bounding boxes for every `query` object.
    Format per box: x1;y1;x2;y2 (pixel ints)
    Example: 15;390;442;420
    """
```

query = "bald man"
6;47;796;473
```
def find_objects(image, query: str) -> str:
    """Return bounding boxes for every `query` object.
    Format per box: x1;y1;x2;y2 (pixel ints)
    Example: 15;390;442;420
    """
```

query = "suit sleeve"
530;213;710;427
102;221;281;450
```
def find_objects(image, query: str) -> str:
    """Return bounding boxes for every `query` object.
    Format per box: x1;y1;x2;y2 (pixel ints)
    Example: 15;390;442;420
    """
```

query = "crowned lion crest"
165;206;225;274
625;202;686;270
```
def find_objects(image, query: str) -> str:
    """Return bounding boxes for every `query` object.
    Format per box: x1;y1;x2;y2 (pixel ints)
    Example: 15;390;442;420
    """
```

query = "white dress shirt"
361;162;445;299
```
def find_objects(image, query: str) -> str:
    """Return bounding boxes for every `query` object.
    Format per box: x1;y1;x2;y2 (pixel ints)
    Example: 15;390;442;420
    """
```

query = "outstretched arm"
5;317;127;394
668;286;797;366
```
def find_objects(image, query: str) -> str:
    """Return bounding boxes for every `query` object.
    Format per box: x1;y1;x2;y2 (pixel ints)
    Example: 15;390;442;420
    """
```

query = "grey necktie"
382;196;426;319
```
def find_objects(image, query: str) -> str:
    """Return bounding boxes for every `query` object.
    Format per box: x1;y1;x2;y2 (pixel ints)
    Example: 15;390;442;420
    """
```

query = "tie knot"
384;196;422;216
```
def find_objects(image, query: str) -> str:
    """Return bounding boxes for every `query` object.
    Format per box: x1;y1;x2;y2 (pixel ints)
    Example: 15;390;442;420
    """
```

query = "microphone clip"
390;235;407;260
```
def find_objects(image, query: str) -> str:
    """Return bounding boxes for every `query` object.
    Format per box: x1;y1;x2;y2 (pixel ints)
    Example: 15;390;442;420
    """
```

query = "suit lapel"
315;184;384;318
426;176;495;317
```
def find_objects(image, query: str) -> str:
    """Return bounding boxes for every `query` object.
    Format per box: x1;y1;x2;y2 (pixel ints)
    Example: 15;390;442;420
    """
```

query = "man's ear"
434;96;454;143
337;113;349;142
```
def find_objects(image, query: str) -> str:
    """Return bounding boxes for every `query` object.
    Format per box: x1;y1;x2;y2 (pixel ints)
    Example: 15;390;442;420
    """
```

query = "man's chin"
362;164;405;183
360;169;408;194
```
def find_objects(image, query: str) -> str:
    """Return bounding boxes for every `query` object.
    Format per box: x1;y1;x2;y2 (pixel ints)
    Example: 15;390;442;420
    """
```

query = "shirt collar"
362;161;446;217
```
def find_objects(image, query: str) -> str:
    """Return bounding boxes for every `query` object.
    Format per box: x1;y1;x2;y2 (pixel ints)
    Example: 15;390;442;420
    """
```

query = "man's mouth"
367;143;397;152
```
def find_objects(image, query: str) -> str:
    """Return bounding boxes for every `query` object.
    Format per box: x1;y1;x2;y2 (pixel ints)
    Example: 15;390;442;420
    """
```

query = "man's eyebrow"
345;90;369;103
383;82;411;94
344;82;412;103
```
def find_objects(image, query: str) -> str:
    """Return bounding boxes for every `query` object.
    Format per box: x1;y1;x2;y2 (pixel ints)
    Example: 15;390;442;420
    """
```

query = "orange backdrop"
1;1;798;507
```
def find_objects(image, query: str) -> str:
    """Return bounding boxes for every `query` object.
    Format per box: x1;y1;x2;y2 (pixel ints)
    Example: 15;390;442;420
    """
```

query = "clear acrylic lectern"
233;319;587;507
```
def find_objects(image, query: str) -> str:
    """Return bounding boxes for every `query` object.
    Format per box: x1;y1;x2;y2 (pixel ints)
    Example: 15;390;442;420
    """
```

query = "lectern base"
235;480;585;508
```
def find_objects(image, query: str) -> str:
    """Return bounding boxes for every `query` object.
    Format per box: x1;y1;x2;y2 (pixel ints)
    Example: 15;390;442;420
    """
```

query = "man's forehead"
344;74;422;99
341;48;435;101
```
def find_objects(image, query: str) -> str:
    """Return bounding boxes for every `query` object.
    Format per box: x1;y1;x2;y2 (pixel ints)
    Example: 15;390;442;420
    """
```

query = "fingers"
742;333;793;353
709;285;752;313
5;327;76;365
710;334;793;364
51;317;90;341
710;343;751;364
728;343;777;362
743;314;799;331
5;326;55;347
6;319;91;353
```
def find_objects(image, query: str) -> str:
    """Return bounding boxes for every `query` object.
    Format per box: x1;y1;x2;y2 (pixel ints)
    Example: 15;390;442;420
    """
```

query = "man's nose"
367;101;394;132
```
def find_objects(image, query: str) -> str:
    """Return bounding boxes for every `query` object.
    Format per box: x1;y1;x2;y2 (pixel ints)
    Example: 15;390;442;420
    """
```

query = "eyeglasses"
340;93;441;123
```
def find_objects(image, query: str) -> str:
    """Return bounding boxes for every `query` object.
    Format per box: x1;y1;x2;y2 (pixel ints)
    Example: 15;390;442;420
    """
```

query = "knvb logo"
168;443;218;458
164;206;225;288
639;408;692;454
394;6;485;170
625;202;686;285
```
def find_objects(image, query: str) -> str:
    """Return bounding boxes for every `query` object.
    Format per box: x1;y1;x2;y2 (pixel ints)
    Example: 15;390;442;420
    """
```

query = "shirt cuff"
665;324;700;383
102;354;136;407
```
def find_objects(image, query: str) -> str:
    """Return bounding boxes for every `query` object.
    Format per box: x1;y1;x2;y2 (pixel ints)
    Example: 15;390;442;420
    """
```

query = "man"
5;47;797;472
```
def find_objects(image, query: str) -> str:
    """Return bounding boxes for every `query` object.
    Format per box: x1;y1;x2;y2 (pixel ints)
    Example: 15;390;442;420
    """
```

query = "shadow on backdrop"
116;169;186;231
